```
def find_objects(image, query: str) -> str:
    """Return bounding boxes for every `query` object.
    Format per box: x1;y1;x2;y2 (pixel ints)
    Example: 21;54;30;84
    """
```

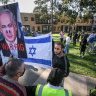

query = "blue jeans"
64;44;69;54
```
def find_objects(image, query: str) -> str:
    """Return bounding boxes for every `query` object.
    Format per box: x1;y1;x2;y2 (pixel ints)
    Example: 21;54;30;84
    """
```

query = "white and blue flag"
23;33;52;68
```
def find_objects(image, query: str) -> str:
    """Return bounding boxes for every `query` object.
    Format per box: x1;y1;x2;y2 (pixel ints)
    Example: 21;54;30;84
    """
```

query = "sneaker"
94;63;96;66
82;56;84;58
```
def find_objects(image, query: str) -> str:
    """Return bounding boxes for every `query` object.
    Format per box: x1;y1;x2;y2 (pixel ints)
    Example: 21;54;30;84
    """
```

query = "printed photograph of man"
0;7;27;64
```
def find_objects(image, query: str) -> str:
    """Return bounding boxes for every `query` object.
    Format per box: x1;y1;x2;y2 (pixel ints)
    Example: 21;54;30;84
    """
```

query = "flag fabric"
23;33;52;68
16;3;24;40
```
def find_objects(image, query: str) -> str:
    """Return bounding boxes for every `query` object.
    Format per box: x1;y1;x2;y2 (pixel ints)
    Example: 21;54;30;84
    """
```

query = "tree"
33;0;96;32
0;0;15;4
61;0;96;31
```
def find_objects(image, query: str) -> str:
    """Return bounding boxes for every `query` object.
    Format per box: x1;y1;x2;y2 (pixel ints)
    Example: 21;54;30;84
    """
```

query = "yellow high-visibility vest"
90;89;96;96
35;84;72;96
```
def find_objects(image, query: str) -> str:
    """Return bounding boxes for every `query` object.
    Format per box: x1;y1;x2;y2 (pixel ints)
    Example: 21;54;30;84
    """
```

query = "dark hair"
55;42;64;49
5;58;24;77
47;68;64;86
68;33;70;36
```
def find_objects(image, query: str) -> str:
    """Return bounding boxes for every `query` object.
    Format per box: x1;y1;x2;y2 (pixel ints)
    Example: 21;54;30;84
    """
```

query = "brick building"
21;13;93;33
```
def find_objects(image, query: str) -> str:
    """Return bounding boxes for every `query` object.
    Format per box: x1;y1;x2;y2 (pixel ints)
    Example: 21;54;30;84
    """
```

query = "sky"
15;0;61;13
15;0;36;13
0;0;61;13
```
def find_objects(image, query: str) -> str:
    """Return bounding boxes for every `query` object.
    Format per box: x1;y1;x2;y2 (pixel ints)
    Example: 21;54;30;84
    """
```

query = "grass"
52;33;96;78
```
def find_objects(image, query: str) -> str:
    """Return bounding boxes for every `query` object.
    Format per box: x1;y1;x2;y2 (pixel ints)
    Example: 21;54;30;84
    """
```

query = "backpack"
89;37;94;43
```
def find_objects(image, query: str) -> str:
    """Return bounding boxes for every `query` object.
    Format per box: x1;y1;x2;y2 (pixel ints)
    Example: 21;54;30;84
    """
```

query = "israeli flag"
16;2;24;40
23;33;52;68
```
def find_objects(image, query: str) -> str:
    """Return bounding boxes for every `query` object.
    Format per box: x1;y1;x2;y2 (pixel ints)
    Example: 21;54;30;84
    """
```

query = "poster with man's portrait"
0;3;27;64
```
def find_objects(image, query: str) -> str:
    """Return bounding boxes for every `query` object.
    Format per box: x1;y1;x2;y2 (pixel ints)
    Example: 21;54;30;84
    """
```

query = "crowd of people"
0;4;95;96
0;41;71;96
59;30;96;59
0;38;96;96
0;29;96;96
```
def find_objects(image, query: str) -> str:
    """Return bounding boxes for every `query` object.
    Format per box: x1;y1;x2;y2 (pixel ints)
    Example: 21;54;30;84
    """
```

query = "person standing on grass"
59;31;65;43
86;32;95;54
81;31;85;40
79;36;87;58
64;33;71;54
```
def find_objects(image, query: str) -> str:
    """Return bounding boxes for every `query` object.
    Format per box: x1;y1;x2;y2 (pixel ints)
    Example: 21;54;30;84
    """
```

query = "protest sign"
0;3;27;64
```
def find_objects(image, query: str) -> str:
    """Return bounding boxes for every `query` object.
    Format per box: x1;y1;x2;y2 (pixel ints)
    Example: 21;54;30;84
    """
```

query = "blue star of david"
29;45;36;57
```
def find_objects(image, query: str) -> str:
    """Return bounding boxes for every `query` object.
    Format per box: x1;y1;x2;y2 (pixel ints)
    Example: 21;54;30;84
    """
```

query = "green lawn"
52;33;96;78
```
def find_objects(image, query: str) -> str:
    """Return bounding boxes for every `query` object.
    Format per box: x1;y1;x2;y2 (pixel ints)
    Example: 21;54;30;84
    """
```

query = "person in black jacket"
80;36;87;58
52;42;70;87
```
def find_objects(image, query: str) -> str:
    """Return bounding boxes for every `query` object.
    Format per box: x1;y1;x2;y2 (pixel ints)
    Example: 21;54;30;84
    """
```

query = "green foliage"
67;18;76;25
83;12;93;22
61;0;96;25
34;0;62;21
33;0;96;28
33;6;41;14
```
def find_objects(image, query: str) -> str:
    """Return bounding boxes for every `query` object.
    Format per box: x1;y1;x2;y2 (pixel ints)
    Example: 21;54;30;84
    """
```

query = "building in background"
21;13;93;33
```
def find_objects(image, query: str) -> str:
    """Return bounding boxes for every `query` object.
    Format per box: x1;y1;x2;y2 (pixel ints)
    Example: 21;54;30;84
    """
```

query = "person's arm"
63;55;70;77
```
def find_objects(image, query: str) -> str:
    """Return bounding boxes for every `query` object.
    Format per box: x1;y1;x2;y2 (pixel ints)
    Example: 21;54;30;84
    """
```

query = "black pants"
60;38;63;43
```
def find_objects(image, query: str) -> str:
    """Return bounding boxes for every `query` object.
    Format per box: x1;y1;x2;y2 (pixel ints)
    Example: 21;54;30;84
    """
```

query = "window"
58;19;60;22
61;19;65;23
22;25;30;33
37;26;40;31
42;26;49;31
90;21;92;23
94;16;96;19
36;18;39;24
32;26;35;31
57;26;60;31
24;17;28;21
53;26;56;31
78;20;80;23
31;17;34;21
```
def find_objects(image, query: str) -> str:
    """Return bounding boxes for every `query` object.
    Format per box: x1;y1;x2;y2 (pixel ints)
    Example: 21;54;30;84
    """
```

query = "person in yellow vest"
25;68;72;96
90;88;96;96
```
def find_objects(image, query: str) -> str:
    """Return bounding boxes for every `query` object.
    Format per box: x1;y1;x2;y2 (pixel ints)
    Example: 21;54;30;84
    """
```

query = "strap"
64;89;69;96
64;54;68;74
64;54;67;65
38;85;44;96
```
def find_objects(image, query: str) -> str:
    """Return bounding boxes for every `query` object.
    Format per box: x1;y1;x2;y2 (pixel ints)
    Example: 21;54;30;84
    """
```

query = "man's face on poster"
0;12;17;43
